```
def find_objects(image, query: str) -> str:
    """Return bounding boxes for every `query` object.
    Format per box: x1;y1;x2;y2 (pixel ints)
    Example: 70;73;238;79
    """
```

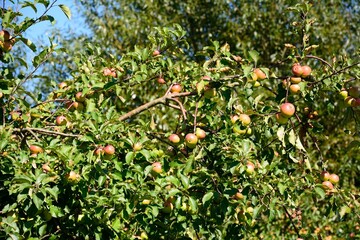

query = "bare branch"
14;128;81;138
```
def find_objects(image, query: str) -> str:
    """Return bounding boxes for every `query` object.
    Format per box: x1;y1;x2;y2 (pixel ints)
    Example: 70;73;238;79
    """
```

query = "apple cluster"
321;171;339;190
282;63;312;94
340;86;360;107
231;113;252;135
0;30;15;53
168;128;206;150
251;68;267;87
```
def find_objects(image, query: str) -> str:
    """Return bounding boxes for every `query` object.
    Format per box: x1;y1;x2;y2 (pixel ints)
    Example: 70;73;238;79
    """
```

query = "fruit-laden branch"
119;91;197;121
13;127;81;138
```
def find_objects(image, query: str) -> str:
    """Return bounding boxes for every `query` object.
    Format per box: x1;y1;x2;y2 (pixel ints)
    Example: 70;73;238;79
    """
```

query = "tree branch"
14;127;81;138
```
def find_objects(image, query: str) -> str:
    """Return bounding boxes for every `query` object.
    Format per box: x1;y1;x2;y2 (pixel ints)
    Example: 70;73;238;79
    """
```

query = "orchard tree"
1;1;360;239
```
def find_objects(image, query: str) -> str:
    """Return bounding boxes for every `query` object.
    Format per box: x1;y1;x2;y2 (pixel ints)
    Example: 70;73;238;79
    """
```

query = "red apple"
290;77;302;84
152;49;160;56
55;115;67;126
75;92;85;102
104;145;115;155
67;170;80;182
231;115;239;124
170;83;182;93
254;68;266;80
292;63;303;77
329;174;339;184
42;163;51;173
152;162;162;174
235;192;244;200
185;133;198;148
275;112;288;124
320;171;330;181
157;77;166;84
301;65;312;78
345;96;356;107
195;128;206;139
289;84;301;94
0;91;3;98
239;114;251;126
246;162;255;174
280;103;295;118
168;134;180;144
94;147;104;156
322;181;334;190
29;145;43;154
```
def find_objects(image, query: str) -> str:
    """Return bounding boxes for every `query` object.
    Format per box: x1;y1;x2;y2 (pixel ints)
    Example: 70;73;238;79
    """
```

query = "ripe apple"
292;63;303;77
290;77;302;84
254;68;266;80
235;192;244;200
322;181;334;190
239;114;251;126
42;163;51;173
170;83;182;93
231;115;239;124
289;84;301;94
169;134;181;144
55;115;67;126
133;142;142;151
152;49;160;56
348;86;360;98
157;77;166;84
354;98;360;107
0;91;3;98
185;133;198;148
246;162;255;174
301;65;312;78
253;81;261;87
29;145;43;154
329;174;339;184
0;30;14;52
280;103;295;118
275;112;288;124
94;147;104;156
58;82;67;89
67;170;80;182
104;145;115;155
75;92;86;102
142;199;151;205
320;171;330;181
345;96;356;107
195;128;206;139
152;162;162;174
251;72;258;81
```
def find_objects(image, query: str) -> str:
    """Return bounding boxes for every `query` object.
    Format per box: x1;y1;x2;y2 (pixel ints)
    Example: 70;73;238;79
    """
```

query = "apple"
140;232;149;240
246;128;252;135
246;162;255;174
169;134;181;144
251;72;258;81
195;128;206;139
231;115;239;124
292;63;303;77
152;162;162;174
204;88;216;98
0;91;3;98
133;142;142;151
320;171;330;181
282;79;291;88
280;103;295;118
142;199;151;205
239;114;251;126
55;115;67;126
329;174;339;184
275;112;288;124
254;68;266;80
322;181;334;190
185;133;198;148
162;201;173;213
170;83;182;93
354;98;360;107
289;84;301;94
104;145;115;155
0;30;14;52
94;147;104;156
345;96;356;107
58;82;67;89
233;125;247;134
75;92;86;102
42;163;51;173
290;77;302;84
157;77;166;84
67;170;80;182
348;86;360;98
235;192;244;200
201;75;211;81
301;65;312;78
152;49;160;56
253;81;261;87
29;145;43;154
339;89;348;99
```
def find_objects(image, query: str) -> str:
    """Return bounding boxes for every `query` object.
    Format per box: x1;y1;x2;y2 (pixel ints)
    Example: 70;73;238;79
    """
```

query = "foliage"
1;0;360;239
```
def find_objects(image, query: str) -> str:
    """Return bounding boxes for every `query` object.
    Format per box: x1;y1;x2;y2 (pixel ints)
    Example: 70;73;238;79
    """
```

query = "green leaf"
188;196;198;213
202;191;214;205
19;37;37;52
59;4;71;19
278;183;287;195
248;50;259;64
125;152;134;164
314;186;325;199
179;173;189;189
32;194;43;209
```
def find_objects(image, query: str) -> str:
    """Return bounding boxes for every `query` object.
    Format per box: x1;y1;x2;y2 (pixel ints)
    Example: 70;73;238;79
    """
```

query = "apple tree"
0;1;359;239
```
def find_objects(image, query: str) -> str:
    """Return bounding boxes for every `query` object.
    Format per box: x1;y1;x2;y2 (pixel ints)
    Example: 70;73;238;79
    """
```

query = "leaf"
277;126;285;147
248;50;259;64
32;194;43;209
125;152;134;164
314;186;325;199
278;183;287;195
188;196;198;213
340;205;351;218
19;37;37;52
179;173;189;189
59;4;71;19
202;191;214;205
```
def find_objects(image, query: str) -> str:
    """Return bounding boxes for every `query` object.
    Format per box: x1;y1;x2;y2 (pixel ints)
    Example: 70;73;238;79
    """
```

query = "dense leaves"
0;0;360;239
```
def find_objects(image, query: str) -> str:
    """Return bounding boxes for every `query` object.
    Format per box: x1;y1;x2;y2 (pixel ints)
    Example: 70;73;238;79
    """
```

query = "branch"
119;91;197;121
305;55;334;71
14;128;81;138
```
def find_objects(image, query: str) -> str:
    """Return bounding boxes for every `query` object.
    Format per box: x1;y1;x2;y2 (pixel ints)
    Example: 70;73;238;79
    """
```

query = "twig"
31;99;70;108
14;128;81;138
305;55;334;71
282;205;301;238
26;128;41;142
193;101;199;133
167;97;187;120
119;91;197;121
